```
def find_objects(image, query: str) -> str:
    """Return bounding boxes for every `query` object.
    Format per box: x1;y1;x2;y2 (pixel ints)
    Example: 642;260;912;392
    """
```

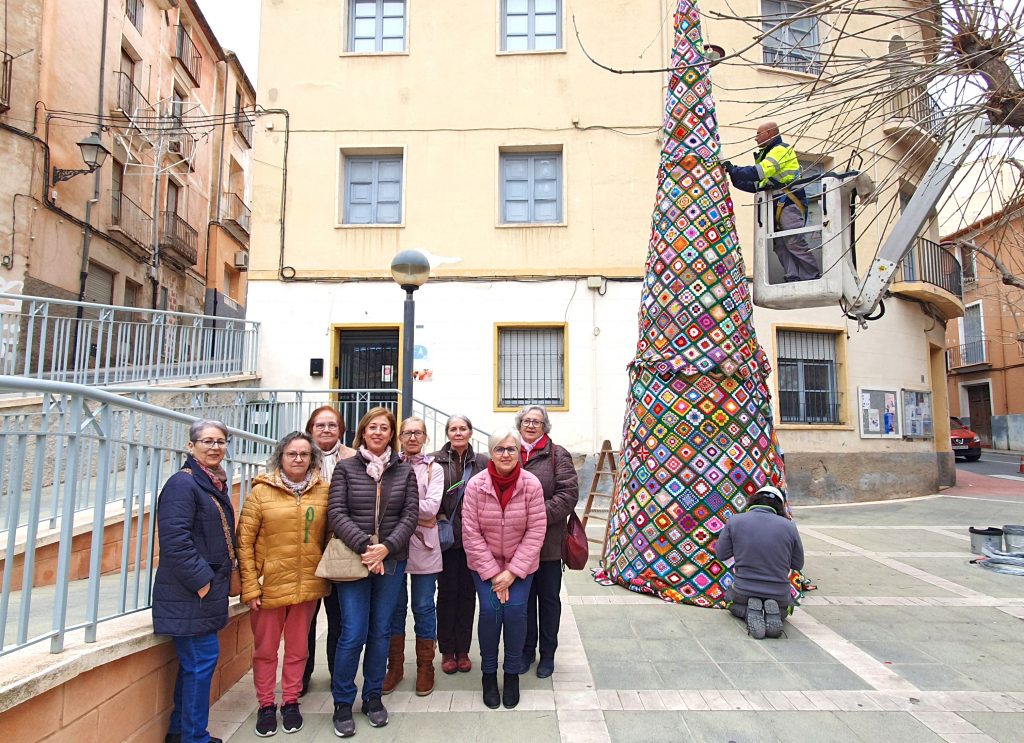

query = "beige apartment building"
0;0;254;319
249;0;962;501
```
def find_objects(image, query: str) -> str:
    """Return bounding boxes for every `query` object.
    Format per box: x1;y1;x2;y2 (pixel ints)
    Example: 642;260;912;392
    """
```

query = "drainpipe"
206;56;230;321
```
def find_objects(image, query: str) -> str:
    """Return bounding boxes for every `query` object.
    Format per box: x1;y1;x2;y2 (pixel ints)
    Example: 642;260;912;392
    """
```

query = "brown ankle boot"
382;634;405;694
414;638;435;696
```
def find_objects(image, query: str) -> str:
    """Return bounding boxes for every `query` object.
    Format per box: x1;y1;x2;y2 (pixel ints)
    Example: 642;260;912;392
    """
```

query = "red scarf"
520;434;550;464
487;460;521;511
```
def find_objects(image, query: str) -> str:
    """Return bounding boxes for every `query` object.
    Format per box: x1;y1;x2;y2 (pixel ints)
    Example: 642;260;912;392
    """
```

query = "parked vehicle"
950;417;982;461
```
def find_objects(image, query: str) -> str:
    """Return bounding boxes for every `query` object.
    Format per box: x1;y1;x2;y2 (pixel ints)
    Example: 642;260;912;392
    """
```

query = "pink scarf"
360;446;392;481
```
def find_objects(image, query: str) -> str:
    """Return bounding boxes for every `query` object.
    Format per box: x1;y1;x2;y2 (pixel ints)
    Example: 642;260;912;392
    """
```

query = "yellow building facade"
249;0;960;501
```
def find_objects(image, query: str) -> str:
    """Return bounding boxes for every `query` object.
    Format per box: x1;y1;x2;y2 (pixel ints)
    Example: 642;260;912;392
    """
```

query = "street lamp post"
390;250;431;420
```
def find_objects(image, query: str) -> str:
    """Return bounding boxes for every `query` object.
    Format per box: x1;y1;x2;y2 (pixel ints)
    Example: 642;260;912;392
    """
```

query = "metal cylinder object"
969;527;1004;556
1003;525;1024;553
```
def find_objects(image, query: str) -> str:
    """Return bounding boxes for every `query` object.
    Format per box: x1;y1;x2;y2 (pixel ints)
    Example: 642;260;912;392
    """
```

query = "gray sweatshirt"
715;507;804;598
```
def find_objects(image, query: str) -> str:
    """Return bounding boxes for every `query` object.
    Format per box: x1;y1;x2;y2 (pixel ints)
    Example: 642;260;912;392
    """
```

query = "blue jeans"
471;571;533;675
169;633;220;743
332;562;407;706
388;573;438;639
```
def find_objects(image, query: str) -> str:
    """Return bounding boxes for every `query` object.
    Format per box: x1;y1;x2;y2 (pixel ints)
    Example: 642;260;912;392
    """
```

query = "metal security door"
337;329;399;446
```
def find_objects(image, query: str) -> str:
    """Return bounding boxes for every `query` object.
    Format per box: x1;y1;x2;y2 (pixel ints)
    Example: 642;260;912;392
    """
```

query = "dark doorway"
966;383;992;446
337;328;399;446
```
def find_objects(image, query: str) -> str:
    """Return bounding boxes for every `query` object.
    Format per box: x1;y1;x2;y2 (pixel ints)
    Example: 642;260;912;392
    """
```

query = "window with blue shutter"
349;0;406;52
501;152;562;223
344;156;403;224
502;0;561;51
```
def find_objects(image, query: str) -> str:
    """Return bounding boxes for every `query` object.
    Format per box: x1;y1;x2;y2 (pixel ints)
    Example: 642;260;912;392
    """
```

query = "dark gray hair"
189;419;228;442
514;405;551;434
267;431;322;475
445;414;474;435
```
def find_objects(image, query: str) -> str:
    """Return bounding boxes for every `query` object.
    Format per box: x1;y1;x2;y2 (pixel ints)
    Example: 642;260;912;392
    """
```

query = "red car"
950;417;982;461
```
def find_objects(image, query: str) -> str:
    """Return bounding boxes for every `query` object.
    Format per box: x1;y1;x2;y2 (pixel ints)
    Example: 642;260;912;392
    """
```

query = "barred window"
497;325;565;408
761;0;821;75
777;329;840;424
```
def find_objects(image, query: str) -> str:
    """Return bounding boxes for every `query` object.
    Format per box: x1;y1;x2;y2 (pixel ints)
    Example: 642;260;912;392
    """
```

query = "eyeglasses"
520;419;544;428
493;446;519;455
195;438;229;448
313;422;339;431
400;431;425;439
285;452;311;460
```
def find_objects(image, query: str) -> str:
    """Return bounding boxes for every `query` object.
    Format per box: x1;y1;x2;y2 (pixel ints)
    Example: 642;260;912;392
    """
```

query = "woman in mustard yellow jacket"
237;431;330;736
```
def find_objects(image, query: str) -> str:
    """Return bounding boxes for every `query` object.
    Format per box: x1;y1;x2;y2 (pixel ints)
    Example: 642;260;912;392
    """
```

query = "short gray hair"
514;405;551;434
488;429;521;452
445;414;474;435
267;431;322;475
190;419;228;442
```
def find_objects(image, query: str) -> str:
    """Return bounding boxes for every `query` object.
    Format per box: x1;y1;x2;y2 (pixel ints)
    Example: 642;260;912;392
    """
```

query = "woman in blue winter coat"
154;419;236;743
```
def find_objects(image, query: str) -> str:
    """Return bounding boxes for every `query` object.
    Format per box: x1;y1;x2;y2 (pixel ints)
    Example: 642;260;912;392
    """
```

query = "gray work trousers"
726;586;791;620
774;203;820;281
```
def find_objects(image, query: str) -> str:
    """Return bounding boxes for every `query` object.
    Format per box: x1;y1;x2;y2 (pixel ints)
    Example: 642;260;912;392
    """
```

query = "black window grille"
777;330;840;424
497;326;565;408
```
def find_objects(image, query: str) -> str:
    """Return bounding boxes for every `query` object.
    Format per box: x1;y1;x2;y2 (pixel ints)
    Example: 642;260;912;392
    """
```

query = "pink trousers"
250;600;318;707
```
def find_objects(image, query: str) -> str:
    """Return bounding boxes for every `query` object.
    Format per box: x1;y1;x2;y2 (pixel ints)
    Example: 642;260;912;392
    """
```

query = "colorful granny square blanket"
597;0;797;607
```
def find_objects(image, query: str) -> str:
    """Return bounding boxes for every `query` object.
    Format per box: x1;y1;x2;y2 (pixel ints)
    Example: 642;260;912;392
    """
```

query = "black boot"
502;672;520;709
482;673;500;709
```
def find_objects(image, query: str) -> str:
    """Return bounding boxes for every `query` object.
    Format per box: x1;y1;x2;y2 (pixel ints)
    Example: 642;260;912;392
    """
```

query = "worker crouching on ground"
715;485;804;639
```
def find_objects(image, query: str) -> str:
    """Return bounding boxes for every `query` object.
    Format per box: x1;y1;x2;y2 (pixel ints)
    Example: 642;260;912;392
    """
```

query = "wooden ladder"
580;439;620;559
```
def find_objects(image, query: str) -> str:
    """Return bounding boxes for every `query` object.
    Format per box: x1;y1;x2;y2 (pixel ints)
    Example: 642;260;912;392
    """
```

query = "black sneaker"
281;702;303;734
255;705;278;737
745;598;766;640
764;599;784;638
333;704;355;738
361;695;389;727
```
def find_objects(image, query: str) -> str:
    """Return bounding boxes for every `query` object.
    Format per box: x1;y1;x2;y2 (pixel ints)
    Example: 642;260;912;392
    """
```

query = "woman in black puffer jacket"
327;407;418;737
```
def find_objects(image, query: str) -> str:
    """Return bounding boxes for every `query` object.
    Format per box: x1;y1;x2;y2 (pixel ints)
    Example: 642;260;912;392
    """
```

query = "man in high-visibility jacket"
723;122;821;282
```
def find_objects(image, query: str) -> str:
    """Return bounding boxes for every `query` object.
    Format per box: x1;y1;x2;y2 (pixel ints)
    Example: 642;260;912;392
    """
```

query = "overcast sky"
195;0;262;85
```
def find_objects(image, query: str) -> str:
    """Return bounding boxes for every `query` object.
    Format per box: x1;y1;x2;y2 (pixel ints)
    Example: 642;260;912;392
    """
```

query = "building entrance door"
336;328;399;446
966;383;992;446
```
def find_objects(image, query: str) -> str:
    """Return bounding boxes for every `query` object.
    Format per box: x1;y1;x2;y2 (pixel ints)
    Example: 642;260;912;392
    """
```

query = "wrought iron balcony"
0;49;12;114
112;71;149;117
234;113;253;148
167;131;197;168
109;190;153;249
886;85;945;137
947;338;990;369
174;24;202;86
125;0;144;33
761;45;822;76
896;237;963;297
160;211;199;268
221;191;251;241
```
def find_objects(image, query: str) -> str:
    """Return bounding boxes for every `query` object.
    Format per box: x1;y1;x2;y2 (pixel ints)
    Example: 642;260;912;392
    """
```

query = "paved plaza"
211;478;1024;742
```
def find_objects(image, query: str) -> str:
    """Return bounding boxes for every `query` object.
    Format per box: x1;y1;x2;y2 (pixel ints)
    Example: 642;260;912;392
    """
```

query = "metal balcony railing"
888;85;945;136
896;237;963;297
108;190;153;249
166;131;197;168
233;113;253;148
125;0;144;33
947;339;990;368
0;291;260;391
762;45;822;76
221;192;251;236
0;377;274;654
159;211;199;268
0;49;12;114
112;71;149;117
173;24;202;86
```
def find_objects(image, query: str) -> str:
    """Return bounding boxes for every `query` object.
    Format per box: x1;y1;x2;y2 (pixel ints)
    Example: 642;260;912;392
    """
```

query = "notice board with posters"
858;387;901;439
901;389;934;439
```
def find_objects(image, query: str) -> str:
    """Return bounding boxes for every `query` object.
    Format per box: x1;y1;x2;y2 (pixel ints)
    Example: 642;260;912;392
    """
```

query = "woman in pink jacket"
461;429;546;711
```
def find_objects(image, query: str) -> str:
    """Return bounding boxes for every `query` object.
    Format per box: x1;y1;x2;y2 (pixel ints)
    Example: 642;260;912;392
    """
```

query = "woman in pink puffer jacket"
461;429;546;712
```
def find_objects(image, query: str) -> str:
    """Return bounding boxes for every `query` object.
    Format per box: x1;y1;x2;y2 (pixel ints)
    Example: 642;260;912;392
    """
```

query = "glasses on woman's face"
284;451;311;461
313;422;339;431
493;446;518;456
195;438;229;448
520;419;544;428
400;430;425;439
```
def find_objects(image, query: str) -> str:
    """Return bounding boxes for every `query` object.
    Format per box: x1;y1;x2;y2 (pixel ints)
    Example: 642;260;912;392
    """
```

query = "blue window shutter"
345;155;403;224
501;152;561;223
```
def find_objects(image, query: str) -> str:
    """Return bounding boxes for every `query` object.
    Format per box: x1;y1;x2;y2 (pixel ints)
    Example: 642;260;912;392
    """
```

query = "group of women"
153;404;579;742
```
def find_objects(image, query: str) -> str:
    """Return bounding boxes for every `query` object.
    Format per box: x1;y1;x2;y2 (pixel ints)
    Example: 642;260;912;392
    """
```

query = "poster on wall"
901;389;934;439
859;387;902;439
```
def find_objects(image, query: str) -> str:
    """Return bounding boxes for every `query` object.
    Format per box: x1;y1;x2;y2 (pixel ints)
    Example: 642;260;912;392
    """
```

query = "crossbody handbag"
316;477;387;581
206;490;242;597
437;458;474;551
